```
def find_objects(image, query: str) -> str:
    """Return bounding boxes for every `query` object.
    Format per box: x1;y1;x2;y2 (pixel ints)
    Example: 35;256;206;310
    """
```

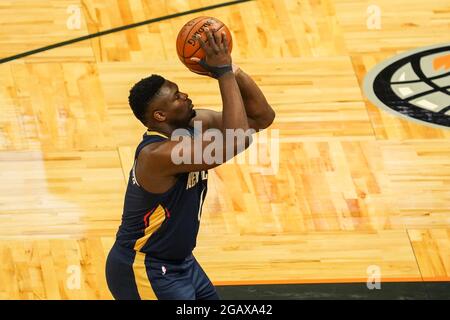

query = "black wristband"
198;59;233;79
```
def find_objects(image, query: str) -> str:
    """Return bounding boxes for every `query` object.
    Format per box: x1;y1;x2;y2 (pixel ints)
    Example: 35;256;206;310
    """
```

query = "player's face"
151;80;196;128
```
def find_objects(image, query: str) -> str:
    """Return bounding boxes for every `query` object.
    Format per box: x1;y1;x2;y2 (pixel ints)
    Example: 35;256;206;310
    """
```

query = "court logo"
364;43;450;130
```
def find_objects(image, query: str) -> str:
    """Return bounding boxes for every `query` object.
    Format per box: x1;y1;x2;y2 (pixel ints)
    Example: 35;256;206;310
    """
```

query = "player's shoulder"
138;127;191;163
138;141;165;164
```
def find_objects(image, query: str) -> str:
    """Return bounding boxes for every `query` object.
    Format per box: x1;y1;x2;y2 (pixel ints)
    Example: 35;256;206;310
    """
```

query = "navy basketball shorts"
105;242;219;300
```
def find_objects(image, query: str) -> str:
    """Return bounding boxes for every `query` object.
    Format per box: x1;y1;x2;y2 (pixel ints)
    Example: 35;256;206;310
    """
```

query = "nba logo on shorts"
162;266;167;275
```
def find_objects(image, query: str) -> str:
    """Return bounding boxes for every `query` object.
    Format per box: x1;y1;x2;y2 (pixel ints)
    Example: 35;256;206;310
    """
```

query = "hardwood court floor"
0;0;449;299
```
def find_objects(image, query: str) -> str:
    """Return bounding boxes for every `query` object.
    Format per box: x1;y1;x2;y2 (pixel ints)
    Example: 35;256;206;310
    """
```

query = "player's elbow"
264;107;276;128
255;106;276;130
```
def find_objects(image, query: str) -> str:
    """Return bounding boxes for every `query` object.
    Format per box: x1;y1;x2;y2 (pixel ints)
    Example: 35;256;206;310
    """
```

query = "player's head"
128;74;195;129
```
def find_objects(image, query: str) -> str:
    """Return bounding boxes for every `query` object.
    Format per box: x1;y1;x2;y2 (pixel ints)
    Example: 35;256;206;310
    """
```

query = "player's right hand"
191;27;231;67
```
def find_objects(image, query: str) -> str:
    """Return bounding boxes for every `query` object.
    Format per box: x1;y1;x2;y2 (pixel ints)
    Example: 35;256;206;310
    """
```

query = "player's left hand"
232;64;241;75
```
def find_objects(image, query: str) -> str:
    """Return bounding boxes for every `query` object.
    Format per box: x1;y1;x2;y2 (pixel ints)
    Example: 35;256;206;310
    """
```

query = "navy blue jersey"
116;129;208;261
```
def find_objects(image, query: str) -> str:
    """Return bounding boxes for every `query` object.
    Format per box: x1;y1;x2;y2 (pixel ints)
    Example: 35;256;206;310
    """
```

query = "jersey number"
197;187;206;222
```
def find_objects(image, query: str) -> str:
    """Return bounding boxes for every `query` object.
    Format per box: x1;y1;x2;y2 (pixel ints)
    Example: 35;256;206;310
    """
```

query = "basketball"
176;16;233;75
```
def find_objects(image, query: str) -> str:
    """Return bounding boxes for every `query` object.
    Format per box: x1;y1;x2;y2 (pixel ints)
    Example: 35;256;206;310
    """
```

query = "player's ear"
153;110;166;122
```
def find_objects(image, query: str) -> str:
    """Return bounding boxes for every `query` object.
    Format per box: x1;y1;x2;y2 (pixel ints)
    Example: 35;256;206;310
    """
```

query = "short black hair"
128;74;165;125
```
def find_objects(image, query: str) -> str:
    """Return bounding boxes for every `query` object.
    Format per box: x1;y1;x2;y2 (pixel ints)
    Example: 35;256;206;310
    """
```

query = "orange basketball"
176;17;233;75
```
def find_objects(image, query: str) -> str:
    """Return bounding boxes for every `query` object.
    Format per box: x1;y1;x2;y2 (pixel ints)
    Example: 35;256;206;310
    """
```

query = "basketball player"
105;27;275;300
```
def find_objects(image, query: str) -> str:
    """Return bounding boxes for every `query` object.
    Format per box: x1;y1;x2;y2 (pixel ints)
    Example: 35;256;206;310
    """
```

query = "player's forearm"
217;72;253;158
218;72;249;131
235;69;275;129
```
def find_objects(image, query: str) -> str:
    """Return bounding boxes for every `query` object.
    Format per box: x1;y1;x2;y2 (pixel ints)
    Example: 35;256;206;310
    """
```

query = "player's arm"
142;27;252;175
190;68;276;132
190;66;275;133
235;66;275;130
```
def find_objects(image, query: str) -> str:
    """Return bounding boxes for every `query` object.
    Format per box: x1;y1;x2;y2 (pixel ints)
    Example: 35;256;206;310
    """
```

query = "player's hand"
232;64;241;75
191;27;232;78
